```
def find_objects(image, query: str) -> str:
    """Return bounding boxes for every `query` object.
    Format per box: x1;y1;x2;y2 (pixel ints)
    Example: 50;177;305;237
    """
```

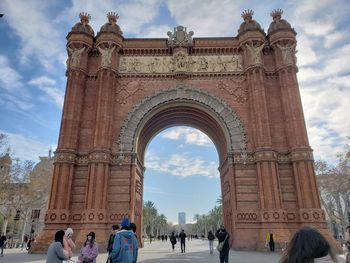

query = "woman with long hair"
46;230;69;263
78;232;98;263
280;226;337;263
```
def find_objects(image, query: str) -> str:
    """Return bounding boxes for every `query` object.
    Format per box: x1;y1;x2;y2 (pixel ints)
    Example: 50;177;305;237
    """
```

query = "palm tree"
143;201;157;238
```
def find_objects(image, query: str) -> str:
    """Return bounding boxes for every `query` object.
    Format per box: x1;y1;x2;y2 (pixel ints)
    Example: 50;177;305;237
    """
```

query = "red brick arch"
33;11;331;252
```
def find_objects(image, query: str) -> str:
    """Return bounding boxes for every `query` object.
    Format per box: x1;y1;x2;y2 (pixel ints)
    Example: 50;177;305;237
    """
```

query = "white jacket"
314;254;335;263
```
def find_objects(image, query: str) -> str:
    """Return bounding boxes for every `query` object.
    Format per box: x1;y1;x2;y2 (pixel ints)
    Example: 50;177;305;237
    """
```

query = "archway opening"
143;125;221;238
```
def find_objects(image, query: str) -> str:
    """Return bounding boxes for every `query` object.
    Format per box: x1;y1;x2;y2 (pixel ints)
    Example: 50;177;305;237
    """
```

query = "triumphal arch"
34;9;330;251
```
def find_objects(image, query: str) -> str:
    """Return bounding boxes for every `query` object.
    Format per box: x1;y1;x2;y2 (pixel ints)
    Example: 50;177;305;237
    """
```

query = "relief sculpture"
118;53;244;74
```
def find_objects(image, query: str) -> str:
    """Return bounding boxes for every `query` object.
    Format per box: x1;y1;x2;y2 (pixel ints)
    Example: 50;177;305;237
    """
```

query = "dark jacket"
179;232;187;243
0;235;6;246
215;229;230;253
170;234;177;245
107;233;115;253
208;232;215;241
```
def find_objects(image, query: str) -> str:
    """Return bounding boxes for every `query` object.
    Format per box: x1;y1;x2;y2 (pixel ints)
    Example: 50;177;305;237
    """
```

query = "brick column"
241;37;283;211
84;36;121;220
47;35;92;224
270;30;323;222
85;40;119;217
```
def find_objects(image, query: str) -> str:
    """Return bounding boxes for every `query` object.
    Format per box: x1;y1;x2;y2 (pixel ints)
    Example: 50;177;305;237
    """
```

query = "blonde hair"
65;227;73;237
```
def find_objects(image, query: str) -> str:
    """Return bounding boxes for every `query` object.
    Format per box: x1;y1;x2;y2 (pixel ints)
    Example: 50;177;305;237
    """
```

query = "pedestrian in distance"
110;218;138;263
170;232;177;251
344;226;350;263
0;234;6;257
63;227;76;259
208;230;215;254
215;225;230;263
179;229;187;253
280;226;337;263
266;230;276;252
46;230;69;263
78;232;98;263
107;224;120;262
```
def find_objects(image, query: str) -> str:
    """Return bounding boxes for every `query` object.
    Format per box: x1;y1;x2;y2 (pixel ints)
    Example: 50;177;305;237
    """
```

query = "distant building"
0;151;53;242
178;212;186;225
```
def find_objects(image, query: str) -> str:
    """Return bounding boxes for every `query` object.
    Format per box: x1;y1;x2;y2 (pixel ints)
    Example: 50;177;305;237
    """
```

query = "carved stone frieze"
117;85;247;153
88;151;111;163
216;76;248;103
118;53;243;74
116;81;144;104
54;152;76;163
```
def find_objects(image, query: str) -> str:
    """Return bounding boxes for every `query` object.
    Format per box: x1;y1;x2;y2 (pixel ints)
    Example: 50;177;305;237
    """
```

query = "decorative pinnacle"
107;12;119;24
271;8;283;20
79;12;91;24
241;9;254;21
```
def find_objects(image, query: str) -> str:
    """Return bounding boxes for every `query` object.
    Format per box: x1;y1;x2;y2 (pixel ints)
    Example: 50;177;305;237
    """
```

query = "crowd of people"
45;217;138;263
39;222;350;263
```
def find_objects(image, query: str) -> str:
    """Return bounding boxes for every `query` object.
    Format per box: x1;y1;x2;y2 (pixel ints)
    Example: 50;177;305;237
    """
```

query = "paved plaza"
0;239;347;263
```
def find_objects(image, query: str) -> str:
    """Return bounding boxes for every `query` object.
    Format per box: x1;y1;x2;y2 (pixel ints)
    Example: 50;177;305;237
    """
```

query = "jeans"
181;242;185;253
209;240;214;254
0;245;4;256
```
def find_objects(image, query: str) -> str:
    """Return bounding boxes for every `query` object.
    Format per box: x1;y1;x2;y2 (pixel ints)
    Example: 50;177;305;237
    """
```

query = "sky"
0;0;349;224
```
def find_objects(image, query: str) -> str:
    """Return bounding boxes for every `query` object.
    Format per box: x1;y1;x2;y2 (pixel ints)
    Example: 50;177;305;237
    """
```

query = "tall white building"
178;212;186;225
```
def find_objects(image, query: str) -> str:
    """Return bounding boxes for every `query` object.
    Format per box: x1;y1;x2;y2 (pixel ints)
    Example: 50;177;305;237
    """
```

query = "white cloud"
146;153;219;178
301;76;350;162
142;25;172;38
161;127;213;147
166;0;243;37
57;0;163;37
28;76;64;107
2;0;64;70
0;55;23;92
0;130;55;162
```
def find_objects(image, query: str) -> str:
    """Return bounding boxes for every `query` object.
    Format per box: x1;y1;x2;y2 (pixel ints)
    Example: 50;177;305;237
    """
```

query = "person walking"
208;230;215;254
78;232;98;263
110;218;138;263
63;227;76;259
170;232;177;251
266;230;276;252
215;225;230;263
345;226;350;263
0;234;7;257
46;230;69;263
280;226;337;263
107;224;120;261
179;229;187;253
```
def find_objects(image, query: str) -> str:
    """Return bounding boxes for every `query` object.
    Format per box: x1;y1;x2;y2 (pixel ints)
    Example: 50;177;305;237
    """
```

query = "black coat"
107;233;115;253
215;229;230;253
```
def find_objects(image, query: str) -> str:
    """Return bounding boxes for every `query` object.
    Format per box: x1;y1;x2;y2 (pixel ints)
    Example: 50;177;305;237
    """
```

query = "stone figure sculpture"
246;42;264;64
67;47;85;68
277;43;297;64
98;45;116;68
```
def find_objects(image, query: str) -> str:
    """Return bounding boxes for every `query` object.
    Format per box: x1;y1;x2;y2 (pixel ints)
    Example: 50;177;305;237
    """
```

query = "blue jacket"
110;230;138;263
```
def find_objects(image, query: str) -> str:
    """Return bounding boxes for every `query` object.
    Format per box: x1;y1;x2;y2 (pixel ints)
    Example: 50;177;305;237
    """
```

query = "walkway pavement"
0;239;346;263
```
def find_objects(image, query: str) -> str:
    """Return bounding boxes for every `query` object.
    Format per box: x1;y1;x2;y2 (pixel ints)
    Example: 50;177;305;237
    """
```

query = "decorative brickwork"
32;10;330;253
